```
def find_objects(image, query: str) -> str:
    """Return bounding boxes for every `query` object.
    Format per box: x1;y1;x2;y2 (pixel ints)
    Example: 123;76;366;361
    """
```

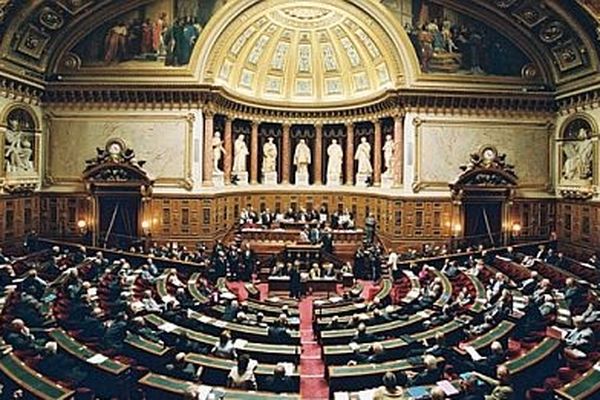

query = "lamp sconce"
511;223;522;237
452;223;462;237
141;220;151;236
77;219;88;235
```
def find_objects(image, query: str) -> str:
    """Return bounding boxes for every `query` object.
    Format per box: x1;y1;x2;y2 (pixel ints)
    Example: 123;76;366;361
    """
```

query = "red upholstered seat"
526;387;552;400
558;366;578;382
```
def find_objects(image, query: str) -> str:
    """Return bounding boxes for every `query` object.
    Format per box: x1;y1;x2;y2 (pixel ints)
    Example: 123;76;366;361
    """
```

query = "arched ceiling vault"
0;0;598;99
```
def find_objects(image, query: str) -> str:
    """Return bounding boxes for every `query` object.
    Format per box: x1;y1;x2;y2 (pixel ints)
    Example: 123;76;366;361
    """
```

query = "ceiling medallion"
280;7;332;21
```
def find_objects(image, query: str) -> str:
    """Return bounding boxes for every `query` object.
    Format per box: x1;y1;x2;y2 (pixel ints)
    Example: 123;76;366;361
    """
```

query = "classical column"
281;123;291;184
314;123;323;185
373;119;382;186
393;113;404;187
203;109;215;187
250;120;259;184
223;117;233;185
345;121;355;186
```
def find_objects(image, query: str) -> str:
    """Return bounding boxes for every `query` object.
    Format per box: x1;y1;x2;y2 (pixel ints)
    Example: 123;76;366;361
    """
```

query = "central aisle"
299;296;329;399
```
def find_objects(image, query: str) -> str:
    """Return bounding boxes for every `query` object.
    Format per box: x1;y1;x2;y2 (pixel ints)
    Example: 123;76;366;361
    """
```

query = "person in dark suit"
289;265;301;299
352;323;378;344
408;355;442;386
563;278;586;311
165;352;200;381
264;365;294;393
519;271;539;296
101;314;129;352
3;319;45;354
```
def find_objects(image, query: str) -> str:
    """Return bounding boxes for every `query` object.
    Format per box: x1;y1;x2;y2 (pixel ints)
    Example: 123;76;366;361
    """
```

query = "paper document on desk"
196;385;212;400
158;322;177;333
437;380;460;395
358;389;375;400
464;345;486;361
86;353;108;364
233;339;248;349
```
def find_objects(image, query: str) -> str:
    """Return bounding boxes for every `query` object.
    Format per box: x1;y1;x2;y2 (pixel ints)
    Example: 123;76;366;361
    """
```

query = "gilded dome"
201;0;406;107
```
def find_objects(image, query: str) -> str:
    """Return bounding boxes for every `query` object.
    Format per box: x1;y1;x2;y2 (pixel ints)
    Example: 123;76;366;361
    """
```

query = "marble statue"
212;131;225;173
382;134;394;176
262;137;278;173
294;139;312;175
355;137;373;175
294;139;311;185
233;134;249;173
4;119;33;173
563;127;594;181
327;139;343;183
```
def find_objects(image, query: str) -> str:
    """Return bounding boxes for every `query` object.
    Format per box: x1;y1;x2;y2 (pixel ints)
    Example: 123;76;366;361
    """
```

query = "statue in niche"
262;137;278;174
212;131;225;173
382;134;394;176
562;127;594;182
355;137;373;175
4;114;34;173
327;139;343;178
233;134;249;173
294;139;311;175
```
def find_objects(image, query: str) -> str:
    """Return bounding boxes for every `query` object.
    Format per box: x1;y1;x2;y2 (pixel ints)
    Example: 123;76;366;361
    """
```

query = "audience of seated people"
239;205;356;230
1;238;600;399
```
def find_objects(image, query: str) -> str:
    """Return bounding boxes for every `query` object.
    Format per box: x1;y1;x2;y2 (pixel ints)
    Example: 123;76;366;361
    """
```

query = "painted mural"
383;0;532;77
72;0;228;68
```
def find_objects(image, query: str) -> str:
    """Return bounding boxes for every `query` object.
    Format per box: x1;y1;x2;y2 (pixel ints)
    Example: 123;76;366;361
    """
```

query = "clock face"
482;148;496;162
106;140;124;156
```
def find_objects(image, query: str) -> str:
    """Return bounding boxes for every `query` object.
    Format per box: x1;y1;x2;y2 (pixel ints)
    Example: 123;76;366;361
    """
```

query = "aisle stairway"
300;296;329;399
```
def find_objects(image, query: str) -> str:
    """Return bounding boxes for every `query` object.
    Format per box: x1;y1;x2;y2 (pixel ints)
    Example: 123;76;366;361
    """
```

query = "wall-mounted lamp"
77;220;88;235
452;223;462;236
512;223;522;236
141;220;151;236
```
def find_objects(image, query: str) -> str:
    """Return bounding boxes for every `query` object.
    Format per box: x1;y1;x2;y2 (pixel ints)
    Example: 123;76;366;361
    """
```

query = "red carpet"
300;295;329;399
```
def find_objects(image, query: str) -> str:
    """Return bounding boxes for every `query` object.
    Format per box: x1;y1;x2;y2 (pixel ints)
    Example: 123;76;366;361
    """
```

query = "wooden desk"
400;270;421;305
321;309;435;348
139;372;301;400
328;356;442;394
503;337;560;375
50;329;130;376
144;314;301;363
185;353;300;391
430;268;453;309
374;278;393;303
0;353;74;400
456;320;515;355
463;272;487;314
186;309;300;344
555;361;600;400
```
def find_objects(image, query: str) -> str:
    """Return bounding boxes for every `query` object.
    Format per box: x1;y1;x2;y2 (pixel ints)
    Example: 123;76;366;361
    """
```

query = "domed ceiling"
201;0;405;106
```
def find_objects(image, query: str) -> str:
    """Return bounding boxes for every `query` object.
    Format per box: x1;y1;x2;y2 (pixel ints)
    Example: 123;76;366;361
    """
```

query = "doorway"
464;201;503;248
98;195;140;249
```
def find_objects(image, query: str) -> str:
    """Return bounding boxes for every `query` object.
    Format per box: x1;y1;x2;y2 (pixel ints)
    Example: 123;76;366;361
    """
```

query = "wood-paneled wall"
0;192;559;252
0;195;40;245
556;201;600;257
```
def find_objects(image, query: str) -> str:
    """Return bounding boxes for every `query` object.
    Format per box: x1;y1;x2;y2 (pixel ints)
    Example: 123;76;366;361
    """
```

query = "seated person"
373;371;407;400
101;313;129;352
227;354;257;390
455;287;474;308
408;355;442;386
474;341;506;377
3;319;46;354
431;387;446;400
581;299;600;324
565;316;596;356
352;322;378;344
37;341;87;385
165;352;201;381
264;365;294;393
563;278;586;311
211;330;237;359
518;271;539;296
309;263;321;279
485;366;514;400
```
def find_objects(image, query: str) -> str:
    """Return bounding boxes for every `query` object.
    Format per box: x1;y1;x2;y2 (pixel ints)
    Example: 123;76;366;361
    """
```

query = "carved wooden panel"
39;194;87;238
557;201;600;253
511;199;556;240
0;195;40;243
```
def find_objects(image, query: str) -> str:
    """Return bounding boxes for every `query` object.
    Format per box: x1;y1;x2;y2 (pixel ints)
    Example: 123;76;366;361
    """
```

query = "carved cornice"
42;85;556;121
0;74;44;104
